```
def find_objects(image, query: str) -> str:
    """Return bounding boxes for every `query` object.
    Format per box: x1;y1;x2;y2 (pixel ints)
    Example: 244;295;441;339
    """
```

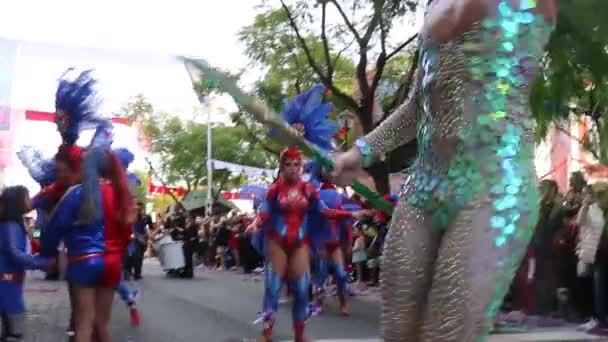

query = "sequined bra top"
414;1;555;171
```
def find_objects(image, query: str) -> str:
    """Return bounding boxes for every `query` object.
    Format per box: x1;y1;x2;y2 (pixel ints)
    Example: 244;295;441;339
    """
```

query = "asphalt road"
23;260;601;342
24;260;379;342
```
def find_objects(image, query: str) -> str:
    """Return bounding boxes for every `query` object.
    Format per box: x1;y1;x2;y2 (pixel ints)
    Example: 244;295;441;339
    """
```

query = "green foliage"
239;0;419;118
530;0;608;163
131;169;149;202
121;96;277;193
239;0;421;193
240;8;356;113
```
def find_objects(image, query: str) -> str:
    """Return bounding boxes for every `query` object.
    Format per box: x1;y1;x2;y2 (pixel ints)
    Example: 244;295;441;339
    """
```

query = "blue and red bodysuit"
0;222;51;314
41;183;130;287
256;178;353;252
255;177;354;331
313;189;359;313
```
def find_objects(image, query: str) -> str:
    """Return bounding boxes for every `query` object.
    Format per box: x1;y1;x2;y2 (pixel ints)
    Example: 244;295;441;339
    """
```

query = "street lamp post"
206;110;213;217
183;60;214;216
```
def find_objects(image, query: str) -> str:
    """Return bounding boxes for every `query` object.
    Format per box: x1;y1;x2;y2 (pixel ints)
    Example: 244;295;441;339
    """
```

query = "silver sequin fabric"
363;2;555;341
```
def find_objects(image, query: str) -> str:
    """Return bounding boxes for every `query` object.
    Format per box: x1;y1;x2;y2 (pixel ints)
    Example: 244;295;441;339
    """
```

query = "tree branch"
280;0;359;110
386;47;419;112
213;171;230;201
362;0;386;45
280;0;328;82
329;0;362;44
191;160;207;189
145;157;185;210
387;33;418;60
368;33;419;112
554;123;602;162
379;5;388;55
321;2;334;80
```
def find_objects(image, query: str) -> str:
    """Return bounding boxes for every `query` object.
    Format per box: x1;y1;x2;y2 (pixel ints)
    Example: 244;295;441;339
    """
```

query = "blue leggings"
262;263;310;322
115;273;137;306
315;258;348;299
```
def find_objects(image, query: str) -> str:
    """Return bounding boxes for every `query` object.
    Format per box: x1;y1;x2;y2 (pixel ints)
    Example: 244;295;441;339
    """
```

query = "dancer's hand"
352;210;372;221
330;147;364;187
246;222;259;235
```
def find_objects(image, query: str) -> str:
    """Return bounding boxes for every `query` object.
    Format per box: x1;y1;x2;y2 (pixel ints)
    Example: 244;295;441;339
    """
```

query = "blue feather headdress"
113;148;135;169
113;147;141;186
16;146;56;187
275;85;338;152
55;69;110;145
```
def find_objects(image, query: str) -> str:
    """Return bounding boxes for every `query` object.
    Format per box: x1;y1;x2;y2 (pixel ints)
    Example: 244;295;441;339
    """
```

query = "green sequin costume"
361;1;555;341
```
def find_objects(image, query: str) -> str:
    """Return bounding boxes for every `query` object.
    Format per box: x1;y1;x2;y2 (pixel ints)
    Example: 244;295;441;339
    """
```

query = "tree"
531;0;608;164
132;169;150;203
148;115;275;194
239;0;421;193
121;96;277;201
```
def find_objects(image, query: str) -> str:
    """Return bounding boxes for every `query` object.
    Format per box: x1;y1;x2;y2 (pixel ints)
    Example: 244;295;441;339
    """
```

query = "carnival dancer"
330;0;557;341
0;186;54;342
114;147;143;326
247;146;368;341
17;69;115;339
40;147;135;342
313;184;359;316
247;85;370;342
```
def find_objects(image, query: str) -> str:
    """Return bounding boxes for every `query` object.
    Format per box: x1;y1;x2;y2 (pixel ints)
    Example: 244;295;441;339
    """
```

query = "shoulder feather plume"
16;146;56;187
279;85;338;151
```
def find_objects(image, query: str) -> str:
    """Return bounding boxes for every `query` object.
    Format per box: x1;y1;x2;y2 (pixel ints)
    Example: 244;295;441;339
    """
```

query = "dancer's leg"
93;287;115;342
1;313;24;341
315;257;328;310
419;196;538;342
380;198;440;342
72;284;96;342
330;248;349;316
261;239;288;340
288;245;311;342
116;282;131;305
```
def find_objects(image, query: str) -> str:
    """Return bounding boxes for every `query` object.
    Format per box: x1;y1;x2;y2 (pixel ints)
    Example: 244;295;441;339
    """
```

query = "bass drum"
157;235;185;270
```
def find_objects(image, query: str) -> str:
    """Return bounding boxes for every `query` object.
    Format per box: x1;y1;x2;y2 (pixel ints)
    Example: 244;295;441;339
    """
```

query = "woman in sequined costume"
331;1;557;341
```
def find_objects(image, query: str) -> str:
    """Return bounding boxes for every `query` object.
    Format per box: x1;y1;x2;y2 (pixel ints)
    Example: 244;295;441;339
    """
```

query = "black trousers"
124;243;146;279
182;243;195;278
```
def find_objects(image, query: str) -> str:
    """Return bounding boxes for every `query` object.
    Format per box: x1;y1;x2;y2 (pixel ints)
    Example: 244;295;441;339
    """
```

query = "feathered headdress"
55;69;110;145
113;147;141;186
280;146;302;164
279;85;337;151
16;146;56;187
113;148;135;169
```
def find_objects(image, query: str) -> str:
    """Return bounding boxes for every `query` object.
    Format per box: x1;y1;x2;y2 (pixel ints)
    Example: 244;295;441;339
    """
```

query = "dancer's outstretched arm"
4;223;52;270
361;75;419;162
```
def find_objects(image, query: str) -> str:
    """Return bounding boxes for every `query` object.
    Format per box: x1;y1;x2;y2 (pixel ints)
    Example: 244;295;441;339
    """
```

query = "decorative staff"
179;57;393;215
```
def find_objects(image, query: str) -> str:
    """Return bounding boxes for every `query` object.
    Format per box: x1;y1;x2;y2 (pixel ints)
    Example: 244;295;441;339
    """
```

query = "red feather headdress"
280;146;302;164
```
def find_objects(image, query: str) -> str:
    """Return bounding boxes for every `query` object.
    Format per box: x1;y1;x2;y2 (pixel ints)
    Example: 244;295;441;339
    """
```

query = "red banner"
146;184;252;201
148;184;186;197
25;110;130;125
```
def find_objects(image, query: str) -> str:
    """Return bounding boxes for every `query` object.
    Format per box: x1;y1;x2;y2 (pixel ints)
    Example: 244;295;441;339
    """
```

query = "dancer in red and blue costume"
313;184;361;316
249;147;368;341
113;147;143;326
17;69;115;339
248;85;369;341
41;146;134;342
0;186;54;342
